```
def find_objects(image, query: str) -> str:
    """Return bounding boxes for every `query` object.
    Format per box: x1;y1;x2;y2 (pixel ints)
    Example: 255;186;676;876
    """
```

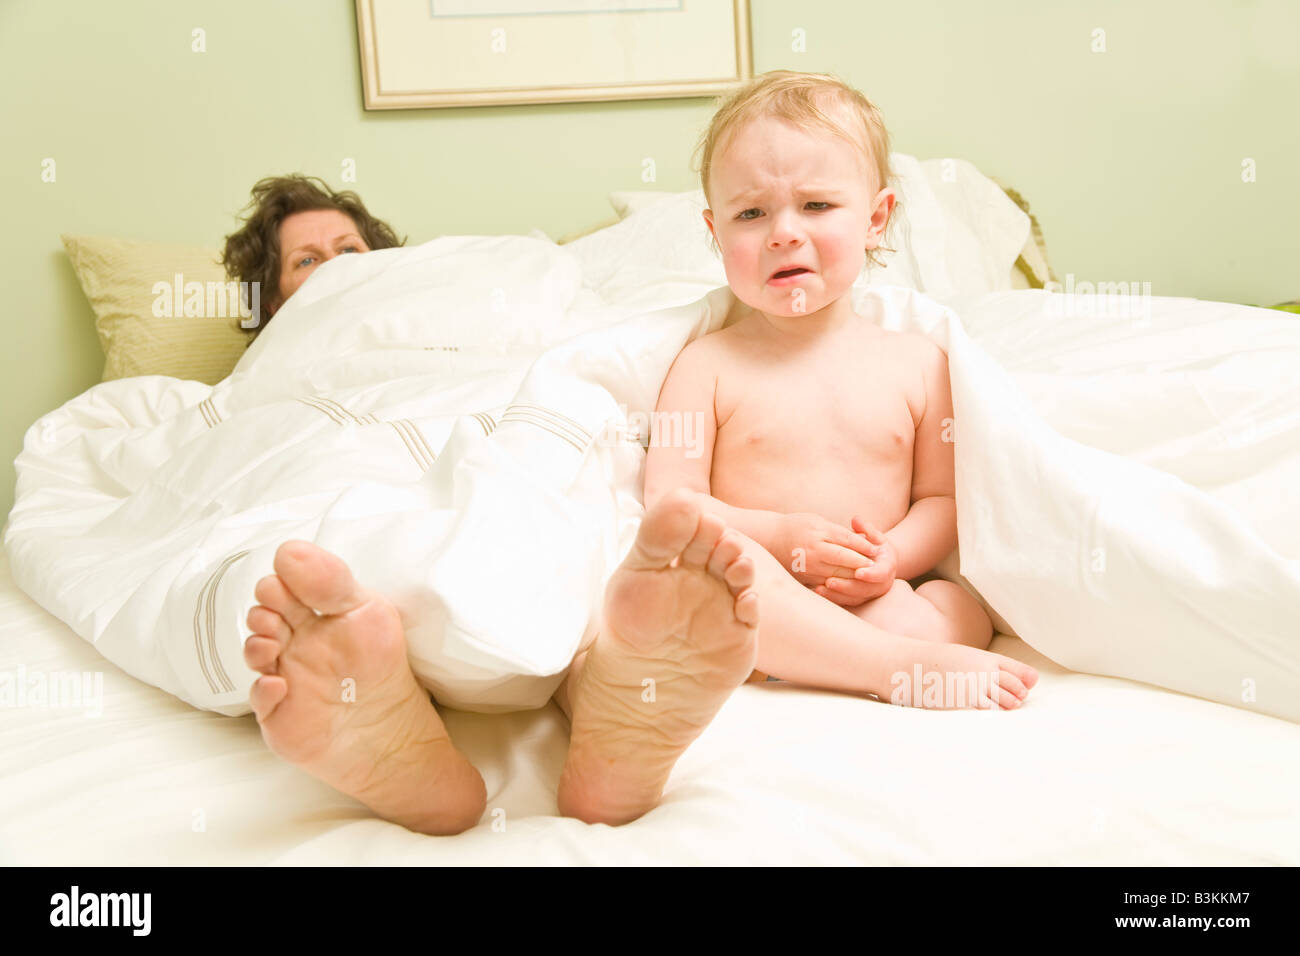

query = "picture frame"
355;0;752;110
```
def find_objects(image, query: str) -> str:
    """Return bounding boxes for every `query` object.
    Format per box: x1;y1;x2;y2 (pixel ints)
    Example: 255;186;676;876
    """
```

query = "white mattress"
3;546;1297;865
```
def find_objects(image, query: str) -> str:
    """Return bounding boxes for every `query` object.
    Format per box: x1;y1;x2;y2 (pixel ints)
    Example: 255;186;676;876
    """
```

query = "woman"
221;174;404;337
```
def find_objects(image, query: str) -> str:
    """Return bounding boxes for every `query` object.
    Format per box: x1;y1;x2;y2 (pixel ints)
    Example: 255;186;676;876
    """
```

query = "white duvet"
5;230;1299;724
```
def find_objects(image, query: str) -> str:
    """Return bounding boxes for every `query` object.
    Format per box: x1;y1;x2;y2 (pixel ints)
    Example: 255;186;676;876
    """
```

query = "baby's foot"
883;636;1039;710
243;541;485;834
557;490;759;825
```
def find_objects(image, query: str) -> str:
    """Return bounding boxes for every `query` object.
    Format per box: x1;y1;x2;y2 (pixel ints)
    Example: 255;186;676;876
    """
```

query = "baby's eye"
805;201;831;211
736;208;762;221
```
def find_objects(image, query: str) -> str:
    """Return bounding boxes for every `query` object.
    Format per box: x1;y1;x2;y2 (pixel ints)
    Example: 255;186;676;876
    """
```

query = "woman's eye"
297;256;315;268
341;246;360;253
737;208;761;221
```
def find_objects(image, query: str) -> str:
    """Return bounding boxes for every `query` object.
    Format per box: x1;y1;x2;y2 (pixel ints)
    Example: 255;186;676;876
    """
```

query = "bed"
4;155;1298;865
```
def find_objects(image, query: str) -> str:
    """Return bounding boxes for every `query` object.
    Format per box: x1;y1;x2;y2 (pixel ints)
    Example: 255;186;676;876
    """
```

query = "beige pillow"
991;182;1057;290
61;234;253;384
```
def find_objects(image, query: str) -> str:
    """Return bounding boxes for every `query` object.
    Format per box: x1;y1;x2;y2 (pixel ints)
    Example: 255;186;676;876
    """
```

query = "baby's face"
704;115;893;321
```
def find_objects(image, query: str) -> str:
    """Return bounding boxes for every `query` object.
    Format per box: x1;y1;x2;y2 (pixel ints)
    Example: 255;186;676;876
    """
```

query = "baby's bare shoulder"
663;328;737;395
675;324;746;368
878;328;945;373
870;329;947;424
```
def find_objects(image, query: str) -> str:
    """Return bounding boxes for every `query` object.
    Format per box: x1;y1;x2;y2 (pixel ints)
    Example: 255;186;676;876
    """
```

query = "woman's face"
274;209;370;312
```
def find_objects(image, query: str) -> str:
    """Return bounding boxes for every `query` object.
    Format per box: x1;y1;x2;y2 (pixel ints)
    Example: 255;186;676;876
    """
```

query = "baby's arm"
644;339;784;553
882;337;959;580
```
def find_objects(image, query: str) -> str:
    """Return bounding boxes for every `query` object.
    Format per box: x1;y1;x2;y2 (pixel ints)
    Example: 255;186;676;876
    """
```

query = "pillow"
61;235;252;385
563;189;728;312
607;191;680;219
601;152;1051;299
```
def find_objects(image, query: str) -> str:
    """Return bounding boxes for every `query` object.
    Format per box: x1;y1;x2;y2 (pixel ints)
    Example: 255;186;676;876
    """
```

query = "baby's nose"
766;211;804;245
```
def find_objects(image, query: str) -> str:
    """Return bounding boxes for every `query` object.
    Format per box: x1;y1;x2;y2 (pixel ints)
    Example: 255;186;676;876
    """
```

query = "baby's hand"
778;512;875;587
814;518;898;607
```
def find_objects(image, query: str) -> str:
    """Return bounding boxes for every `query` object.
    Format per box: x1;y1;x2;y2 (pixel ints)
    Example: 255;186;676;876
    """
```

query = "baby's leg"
722;535;1034;708
852;578;993;649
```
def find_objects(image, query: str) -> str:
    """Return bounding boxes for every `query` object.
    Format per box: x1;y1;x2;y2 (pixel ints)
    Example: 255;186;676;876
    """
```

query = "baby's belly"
710;442;912;532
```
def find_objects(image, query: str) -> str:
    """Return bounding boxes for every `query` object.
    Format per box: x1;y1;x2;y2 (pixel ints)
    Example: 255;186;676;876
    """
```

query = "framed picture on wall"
355;0;752;109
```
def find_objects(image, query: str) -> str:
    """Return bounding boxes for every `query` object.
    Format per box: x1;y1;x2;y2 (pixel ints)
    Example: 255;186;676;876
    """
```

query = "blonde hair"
696;70;896;266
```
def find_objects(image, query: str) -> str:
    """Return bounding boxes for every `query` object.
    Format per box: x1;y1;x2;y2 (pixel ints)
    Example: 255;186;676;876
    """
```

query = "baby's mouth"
770;267;811;280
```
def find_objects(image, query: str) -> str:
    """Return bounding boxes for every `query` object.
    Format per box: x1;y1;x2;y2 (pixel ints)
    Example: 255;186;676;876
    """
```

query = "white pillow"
884;154;1031;297
599;152;1031;300
565;190;726;312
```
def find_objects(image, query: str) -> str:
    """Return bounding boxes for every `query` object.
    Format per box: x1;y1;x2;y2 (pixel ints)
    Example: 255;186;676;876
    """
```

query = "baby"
645;71;1038;709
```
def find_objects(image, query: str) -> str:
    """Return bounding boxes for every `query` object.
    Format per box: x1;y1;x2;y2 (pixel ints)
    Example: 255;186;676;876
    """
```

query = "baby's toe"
994;667;1028;701
993;681;1023;710
1006;658;1039;690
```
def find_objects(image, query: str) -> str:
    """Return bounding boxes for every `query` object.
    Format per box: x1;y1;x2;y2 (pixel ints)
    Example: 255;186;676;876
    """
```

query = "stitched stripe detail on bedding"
198;397;221;428
192;550;249;695
387;419;436;472
499;403;590;452
295;396;379;426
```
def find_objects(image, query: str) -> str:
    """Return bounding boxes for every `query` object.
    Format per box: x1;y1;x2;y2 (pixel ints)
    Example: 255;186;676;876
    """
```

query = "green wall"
2;0;1297;524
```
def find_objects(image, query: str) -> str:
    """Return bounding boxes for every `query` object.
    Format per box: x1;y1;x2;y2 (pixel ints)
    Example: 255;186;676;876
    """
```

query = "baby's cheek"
721;241;756;282
829;243;865;280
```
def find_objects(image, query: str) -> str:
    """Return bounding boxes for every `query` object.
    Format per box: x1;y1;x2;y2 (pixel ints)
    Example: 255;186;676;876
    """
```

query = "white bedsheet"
3;548;1297;865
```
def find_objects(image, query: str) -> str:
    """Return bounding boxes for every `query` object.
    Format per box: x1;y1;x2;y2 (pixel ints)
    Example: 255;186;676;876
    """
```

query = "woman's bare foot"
557;489;759;825
243;540;486;835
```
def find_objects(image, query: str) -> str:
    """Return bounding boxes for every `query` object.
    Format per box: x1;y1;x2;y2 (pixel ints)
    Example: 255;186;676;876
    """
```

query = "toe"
272;540;369;617
1003;658;1039;690
995;667;1028;701
680;512;726;569
247;605;290;643
253;574;314;631
733;588;759;628
250;675;288;722
243;636;281;673
721;553;755;596
629;490;702;569
705;531;745;582
994;684;1022;710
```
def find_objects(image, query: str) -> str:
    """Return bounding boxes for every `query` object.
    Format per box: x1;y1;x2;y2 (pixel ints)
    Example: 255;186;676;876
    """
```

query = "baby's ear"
701;209;721;255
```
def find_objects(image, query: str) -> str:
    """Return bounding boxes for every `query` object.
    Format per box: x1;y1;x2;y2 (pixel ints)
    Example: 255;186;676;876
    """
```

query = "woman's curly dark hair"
221;174;404;336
